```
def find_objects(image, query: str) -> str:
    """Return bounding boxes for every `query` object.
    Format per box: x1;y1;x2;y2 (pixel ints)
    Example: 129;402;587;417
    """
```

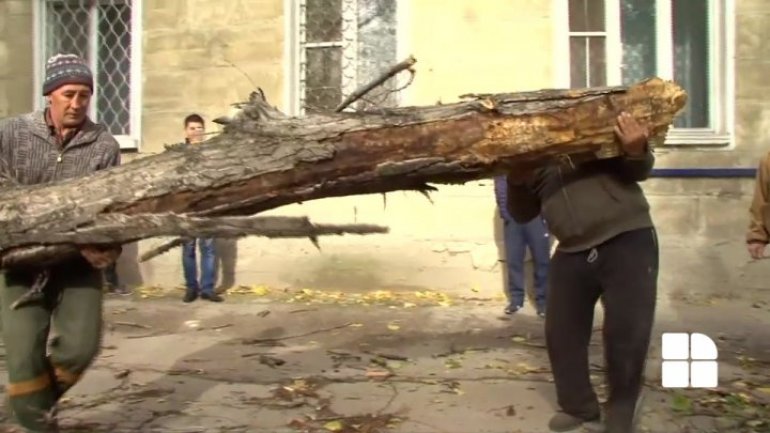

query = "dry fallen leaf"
444;359;463;369
365;369;393;380
387;323;401;331
323;420;344;431
511;336;527;343
251;285;270;296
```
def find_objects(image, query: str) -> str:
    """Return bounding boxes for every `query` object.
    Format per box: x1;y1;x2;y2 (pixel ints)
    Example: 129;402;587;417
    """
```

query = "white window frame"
285;0;358;116
554;0;735;147
32;0;143;150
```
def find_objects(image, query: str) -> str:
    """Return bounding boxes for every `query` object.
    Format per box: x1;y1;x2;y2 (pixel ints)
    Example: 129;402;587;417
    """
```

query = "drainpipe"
650;168;757;178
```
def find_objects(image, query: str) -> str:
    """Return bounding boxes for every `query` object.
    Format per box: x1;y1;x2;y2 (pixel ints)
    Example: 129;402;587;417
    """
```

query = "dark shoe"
548;412;601;432
183;291;199;303
201;293;224;303
109;285;132;296
504;304;522;315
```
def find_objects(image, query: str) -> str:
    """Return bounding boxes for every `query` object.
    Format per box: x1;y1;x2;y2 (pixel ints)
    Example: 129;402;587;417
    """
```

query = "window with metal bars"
36;0;139;148
295;0;398;114
566;0;731;145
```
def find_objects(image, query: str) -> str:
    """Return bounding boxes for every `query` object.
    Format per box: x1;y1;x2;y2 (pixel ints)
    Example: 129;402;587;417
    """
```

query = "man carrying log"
506;112;657;433
0;53;122;433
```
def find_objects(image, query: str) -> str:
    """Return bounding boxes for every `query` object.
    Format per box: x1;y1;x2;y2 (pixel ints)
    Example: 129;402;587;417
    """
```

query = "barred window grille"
38;0;136;144
298;0;398;114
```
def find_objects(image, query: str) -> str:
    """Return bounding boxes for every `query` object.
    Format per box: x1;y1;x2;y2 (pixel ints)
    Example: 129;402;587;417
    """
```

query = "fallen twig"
242;322;355;345
112;321;151;329
363;350;409;361
209;323;234;330
289;308;318;314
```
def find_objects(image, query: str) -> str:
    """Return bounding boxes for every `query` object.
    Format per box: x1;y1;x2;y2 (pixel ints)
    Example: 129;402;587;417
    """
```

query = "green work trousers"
0;263;103;433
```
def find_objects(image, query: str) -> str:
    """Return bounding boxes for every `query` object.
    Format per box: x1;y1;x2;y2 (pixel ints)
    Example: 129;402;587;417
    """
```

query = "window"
35;0;142;149
563;0;732;145
291;0;399;114
661;332;719;388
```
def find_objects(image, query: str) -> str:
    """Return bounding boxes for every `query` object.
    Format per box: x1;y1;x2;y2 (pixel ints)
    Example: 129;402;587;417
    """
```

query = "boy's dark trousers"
545;227;658;433
0;262;103;432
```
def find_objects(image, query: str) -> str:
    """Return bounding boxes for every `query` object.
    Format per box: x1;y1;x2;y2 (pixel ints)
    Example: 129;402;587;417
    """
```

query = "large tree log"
0;78;686;257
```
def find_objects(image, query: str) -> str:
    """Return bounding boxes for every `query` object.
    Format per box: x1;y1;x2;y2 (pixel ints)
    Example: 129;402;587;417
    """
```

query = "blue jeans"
104;263;119;287
503;216;550;310
182;238;217;295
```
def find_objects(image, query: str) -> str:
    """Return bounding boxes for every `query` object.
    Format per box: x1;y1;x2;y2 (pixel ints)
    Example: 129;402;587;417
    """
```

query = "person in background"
180;114;222;303
506;112;656;433
494;175;549;317
747;151;770;259
0;53;122;433
103;262;130;296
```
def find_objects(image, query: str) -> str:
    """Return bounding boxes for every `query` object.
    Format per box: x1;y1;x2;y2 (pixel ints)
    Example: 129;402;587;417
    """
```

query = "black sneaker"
504;304;522;315
109;285;132;296
183;291;199;303
548;412;601;432
201;293;224;303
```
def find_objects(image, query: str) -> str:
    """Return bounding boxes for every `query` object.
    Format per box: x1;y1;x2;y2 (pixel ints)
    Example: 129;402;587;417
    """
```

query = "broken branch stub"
0;77;686;257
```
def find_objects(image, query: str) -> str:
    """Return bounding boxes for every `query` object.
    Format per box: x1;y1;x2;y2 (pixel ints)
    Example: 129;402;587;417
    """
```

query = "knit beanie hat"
42;53;93;96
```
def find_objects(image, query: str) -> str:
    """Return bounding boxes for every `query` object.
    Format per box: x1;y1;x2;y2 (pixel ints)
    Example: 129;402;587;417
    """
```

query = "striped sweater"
0;110;120;186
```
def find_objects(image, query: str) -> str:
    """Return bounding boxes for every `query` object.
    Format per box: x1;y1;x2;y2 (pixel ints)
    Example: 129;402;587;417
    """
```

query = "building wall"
0;0;34;117
140;0;285;154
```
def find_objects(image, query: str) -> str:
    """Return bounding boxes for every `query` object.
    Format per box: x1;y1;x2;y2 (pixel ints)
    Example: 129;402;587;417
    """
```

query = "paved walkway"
0;289;768;433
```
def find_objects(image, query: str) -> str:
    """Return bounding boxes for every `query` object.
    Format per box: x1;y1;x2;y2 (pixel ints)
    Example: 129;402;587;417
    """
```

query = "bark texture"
0;77;686;255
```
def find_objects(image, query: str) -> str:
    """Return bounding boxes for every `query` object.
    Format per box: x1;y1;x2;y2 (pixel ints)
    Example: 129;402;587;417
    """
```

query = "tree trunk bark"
0;77;686;255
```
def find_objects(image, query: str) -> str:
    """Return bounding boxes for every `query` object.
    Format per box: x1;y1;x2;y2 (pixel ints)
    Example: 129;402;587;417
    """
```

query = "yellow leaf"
350;323;364;328
251;285;269;296
387;323;401;331
438;301;451;307
403;302;417;308
512;336;527;343
757;387;770;395
323;420;344;431
444;359;462;369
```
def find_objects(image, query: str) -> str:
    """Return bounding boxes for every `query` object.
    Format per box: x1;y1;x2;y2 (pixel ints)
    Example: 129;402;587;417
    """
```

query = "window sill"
661;131;731;147
115;135;139;150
